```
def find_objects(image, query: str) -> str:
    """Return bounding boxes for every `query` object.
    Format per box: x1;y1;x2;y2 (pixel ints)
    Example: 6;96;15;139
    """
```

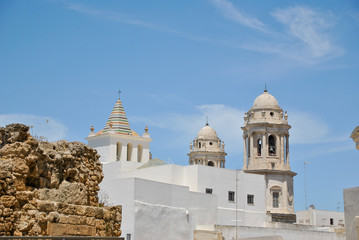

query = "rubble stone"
0;123;121;236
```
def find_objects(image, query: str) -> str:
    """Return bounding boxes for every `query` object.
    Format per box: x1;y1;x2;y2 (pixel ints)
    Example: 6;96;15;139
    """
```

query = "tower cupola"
188;123;226;168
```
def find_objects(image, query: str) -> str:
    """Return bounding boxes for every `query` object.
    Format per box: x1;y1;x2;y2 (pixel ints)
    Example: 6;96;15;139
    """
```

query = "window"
126;234;131;240
209;142;213;145
273;192;279;208
270;111;274;116
268;135;276;155
199;142;201;148
206;188;213;194
208;161;214;167
137;144;143;162
116;142;122;161
257;139;262;156
127;143;133;161
247;194;254;204
228;191;235;202
330;218;334;225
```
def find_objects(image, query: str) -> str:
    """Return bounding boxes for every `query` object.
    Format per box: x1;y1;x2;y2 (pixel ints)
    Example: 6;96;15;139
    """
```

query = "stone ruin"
0;123;121;236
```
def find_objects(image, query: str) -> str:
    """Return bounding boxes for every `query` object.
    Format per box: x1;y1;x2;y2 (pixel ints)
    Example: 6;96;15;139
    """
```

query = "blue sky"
1;0;358;212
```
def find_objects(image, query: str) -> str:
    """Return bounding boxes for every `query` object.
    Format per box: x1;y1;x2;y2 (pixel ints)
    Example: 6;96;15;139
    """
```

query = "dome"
197;124;218;139
252;90;280;110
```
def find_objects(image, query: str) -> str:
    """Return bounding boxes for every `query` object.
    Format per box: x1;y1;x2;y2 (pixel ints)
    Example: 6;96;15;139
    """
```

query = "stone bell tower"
242;89;296;223
188;122;227;168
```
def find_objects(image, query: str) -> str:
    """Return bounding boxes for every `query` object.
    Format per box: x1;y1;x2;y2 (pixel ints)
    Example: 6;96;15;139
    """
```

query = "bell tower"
242;89;296;223
188;123;226;168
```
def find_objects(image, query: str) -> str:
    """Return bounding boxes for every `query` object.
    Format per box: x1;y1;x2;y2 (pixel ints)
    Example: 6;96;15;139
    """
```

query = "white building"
88;91;345;240
296;205;345;227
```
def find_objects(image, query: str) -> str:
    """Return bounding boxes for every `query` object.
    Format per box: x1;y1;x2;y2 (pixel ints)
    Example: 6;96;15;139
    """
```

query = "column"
280;135;284;165
262;132;267;159
286;135;290;165
243;135;248;168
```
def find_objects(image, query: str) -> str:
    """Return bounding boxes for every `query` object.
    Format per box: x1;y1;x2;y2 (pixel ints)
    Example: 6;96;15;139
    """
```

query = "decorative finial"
145;125;148;133
118;90;121;97
90;125;94;133
206;116;209;126
264;83;267;92
284;111;288;120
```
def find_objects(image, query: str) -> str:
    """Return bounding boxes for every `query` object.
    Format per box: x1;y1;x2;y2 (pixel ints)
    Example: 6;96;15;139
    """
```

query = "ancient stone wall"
0;124;121;236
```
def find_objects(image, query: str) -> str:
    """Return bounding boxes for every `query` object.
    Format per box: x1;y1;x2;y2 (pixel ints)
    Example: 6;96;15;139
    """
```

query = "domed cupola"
197;124;218;140
252;90;281;110
188;122;227;168
244;89;288;126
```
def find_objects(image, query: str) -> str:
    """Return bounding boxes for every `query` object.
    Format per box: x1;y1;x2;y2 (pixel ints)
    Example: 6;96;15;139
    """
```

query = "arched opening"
268;135;276;156
220;161;225;168
208;161;214;167
199;142;201;148
116;142;122;161
127;143;133;161
137;144;143;162
257;139;262;156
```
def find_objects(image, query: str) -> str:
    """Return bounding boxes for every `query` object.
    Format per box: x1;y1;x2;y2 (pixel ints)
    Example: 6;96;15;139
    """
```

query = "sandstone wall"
0;124;121;236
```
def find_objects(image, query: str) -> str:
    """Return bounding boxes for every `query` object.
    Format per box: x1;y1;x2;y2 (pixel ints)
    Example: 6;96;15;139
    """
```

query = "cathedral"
87;90;344;240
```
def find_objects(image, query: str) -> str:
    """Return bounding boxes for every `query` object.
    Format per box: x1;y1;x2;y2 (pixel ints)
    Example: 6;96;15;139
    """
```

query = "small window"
271;163;275;169
273;192;279;208
330;218;334;225
228;191;235;202
257;139;262;156
270;112;274;116
247;194;254;204
126;234;131;240
199;142;201;148
208;161;214;167
206;188;213;194
209;142;213;145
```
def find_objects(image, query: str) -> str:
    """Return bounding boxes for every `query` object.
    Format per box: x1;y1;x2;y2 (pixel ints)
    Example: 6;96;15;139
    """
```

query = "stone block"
37;201;56;212
0;195;16;208
47;222;96;236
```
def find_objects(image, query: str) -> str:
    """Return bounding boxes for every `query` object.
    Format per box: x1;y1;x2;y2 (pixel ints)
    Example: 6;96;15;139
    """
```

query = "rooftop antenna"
304;161;310;210
206;116;209;126
264;83;267;92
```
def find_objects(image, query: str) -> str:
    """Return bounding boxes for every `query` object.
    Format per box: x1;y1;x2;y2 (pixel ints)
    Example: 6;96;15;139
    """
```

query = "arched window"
116;142;122;161
199;142;201;148
268;135;276;156
257;139;262;156
137;144;143;162
208;161;214;167
127;143;133;161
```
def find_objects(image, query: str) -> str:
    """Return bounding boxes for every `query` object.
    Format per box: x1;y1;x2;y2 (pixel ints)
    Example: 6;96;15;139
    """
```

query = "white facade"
296;207;345;227
87;132;151;165
100;162;269;240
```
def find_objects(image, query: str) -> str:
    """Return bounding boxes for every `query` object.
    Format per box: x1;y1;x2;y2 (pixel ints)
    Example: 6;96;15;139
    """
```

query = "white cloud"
65;2;217;45
133;104;244;156
289;111;346;144
209;0;268;33
272;6;339;59
0;114;67;142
